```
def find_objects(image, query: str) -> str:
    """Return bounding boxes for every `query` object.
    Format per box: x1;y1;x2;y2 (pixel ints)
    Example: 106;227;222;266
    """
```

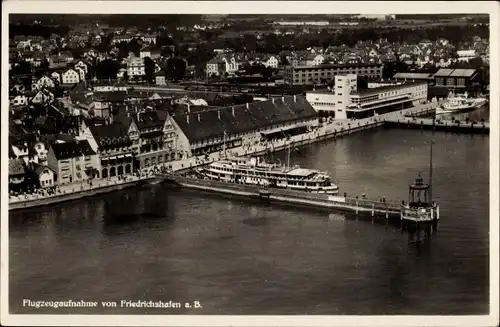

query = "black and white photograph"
1;1;499;326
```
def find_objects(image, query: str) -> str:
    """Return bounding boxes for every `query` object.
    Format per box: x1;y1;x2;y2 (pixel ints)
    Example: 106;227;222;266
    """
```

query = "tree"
165;57;186;82
127;38;141;57
39;59;49;71
144;57;155;84
262;66;274;78
10;61;32;75
96;59;120;80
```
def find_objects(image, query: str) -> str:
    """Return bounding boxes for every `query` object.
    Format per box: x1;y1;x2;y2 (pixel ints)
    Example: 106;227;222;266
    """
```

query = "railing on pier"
162;174;402;212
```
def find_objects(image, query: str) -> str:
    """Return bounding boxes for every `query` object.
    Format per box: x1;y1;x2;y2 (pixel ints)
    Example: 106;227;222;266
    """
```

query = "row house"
61;68;81;85
32;75;56;90
79;122;136;178
140;34;157;45
10;94;28;107
126;54;145;77
206;58;226;76
116;109;172;168
140;47;162;59
456;49;478;62
9;159;27;189
10;141;31;164
154;71;166;85
110;34;135;45
47;140;99;184
32;52;47;67
31;162;56;188
29;88;55;105
305;54;325;66
74;60;89;75
49;54;69;69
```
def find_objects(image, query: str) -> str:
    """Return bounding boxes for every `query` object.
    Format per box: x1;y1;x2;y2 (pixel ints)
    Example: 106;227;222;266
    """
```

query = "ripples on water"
9;127;489;315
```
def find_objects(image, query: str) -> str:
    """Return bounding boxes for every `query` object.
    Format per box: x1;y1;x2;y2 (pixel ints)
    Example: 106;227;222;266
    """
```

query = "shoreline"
9;176;154;211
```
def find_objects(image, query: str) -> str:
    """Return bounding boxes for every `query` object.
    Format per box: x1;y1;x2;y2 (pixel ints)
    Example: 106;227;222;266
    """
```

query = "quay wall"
168;175;402;218
9;177;153;211
384;118;489;134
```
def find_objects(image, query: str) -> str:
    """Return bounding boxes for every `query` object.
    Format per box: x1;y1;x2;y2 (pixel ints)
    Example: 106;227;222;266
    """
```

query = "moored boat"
198;155;339;194
436;91;488;115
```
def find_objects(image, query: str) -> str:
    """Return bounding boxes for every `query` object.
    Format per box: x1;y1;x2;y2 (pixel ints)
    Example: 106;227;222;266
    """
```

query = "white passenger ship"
436;92;488;114
198;156;340;194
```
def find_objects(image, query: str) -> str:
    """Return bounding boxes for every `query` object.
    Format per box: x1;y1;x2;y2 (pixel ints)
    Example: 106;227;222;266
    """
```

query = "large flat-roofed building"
167;95;319;157
347;81;428;119
433;68;481;89
306;75;427;119
284;63;383;85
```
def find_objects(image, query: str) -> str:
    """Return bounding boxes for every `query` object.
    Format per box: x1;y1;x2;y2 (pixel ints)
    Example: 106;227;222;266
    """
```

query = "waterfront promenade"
9;174;153;210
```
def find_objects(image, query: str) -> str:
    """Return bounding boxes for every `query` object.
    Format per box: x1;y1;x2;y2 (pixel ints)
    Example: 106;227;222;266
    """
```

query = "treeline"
9;23;70;38
216;24;489;54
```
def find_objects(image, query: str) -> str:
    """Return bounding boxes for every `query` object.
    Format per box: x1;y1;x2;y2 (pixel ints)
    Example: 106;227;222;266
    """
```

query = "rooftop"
88;123;132;149
433;68;478;78
351;81;427;97
9;158;26;176
392;72;434;80
173;95;318;142
292;62;383;70
50;140;95;160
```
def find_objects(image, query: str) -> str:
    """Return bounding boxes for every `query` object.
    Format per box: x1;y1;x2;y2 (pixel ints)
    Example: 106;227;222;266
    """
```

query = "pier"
158;174;404;219
384;117;489;134
156;174;440;230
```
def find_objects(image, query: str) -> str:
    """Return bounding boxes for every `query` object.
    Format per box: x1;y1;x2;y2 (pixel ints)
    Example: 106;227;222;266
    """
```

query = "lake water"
9;125;490;315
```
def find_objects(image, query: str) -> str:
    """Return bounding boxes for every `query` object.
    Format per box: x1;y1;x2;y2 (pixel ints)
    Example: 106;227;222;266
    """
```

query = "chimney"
187;114;190;124
217;110;221;120
198;113;201;122
232;106;235;116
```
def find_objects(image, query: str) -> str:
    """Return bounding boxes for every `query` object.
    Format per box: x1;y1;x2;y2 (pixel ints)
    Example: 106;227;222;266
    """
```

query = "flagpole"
223;130;226;158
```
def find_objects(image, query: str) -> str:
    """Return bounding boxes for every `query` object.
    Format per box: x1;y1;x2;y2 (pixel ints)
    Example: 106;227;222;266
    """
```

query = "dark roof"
94;91;127;102
392;72;434;80
50;140;95;160
135;110;167;129
57;133;75;142
173;95;318;142
9;158;26;176
292;62;383;70
31;162;55;175
89;123;131;149
352;81;427;96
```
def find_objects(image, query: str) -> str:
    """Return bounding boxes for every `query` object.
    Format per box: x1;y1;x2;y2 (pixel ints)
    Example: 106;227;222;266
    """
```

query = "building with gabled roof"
79;122;136;178
47;140;99;184
169;95;319;157
433;68;480;89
